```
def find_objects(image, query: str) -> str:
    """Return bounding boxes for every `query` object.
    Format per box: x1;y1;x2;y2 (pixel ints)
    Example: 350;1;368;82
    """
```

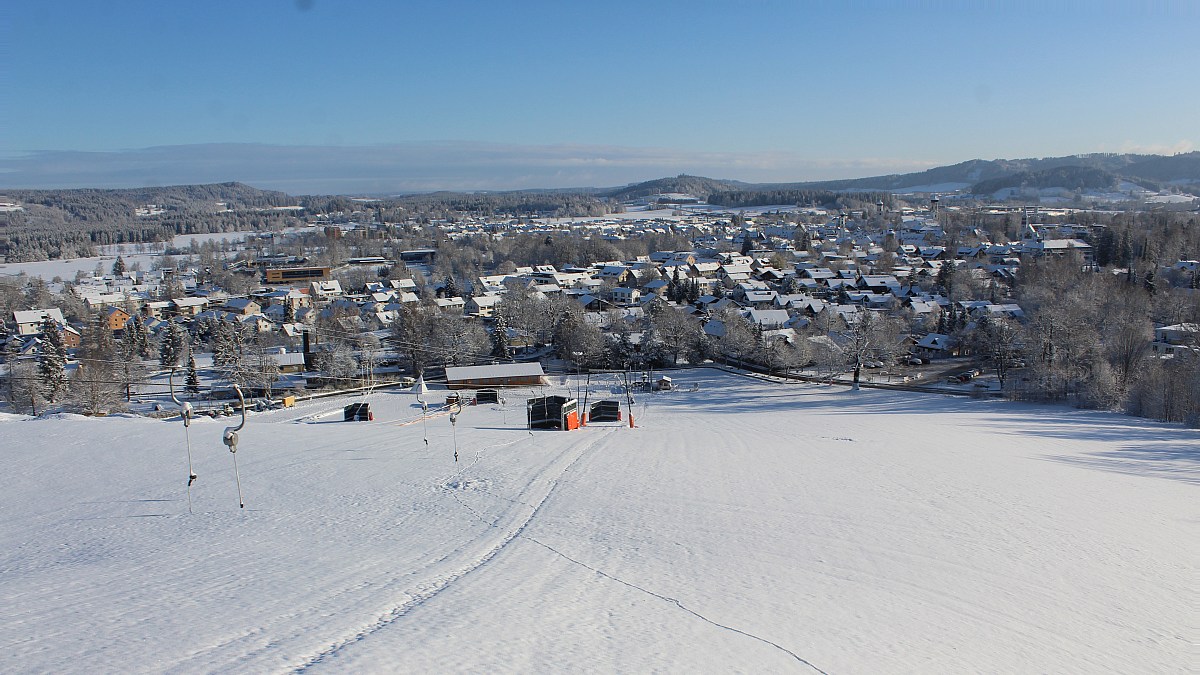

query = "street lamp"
571;351;582;403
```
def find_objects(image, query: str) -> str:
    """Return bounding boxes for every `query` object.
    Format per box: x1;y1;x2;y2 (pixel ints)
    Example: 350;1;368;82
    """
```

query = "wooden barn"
445;363;546;390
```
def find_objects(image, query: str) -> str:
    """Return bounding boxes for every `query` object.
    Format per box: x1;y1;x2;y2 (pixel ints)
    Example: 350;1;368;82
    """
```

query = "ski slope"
0;370;1194;673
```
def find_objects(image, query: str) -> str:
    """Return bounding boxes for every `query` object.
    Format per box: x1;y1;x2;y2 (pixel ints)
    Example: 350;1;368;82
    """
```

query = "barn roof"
445;362;545;382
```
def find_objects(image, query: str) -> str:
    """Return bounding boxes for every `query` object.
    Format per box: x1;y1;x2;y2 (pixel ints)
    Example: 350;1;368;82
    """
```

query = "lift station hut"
527;396;580;431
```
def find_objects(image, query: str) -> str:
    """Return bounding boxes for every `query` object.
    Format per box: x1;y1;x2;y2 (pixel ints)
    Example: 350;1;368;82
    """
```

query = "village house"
309;280;344;300
271;351;308;373
1150;323;1199;356
914;332;958;358
434;297;466;313
171;297;209;317
103;306;131;333
609;286;641;306
465;294;503;318
13;309;66;336
141;300;171;319
81;291;129;312
223;298;262;316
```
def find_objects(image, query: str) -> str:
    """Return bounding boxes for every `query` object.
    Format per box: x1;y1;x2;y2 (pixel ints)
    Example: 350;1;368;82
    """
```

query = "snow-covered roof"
445;362;545;382
13;308;65;326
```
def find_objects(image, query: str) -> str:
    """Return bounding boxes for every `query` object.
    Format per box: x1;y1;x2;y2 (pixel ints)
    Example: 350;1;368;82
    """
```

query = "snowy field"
0;370;1194;673
0;232;251;281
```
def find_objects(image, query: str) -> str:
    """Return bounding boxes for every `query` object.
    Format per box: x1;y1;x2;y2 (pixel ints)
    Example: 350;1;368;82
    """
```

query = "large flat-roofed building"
445;362;546;389
265;266;331;284
400;249;437;265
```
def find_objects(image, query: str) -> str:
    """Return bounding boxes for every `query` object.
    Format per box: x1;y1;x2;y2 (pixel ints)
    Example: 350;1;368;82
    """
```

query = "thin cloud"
1117;140;1196;156
0;142;931;194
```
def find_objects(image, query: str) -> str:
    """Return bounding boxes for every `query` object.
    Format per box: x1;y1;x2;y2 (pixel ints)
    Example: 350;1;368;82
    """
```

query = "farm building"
444;363;546;390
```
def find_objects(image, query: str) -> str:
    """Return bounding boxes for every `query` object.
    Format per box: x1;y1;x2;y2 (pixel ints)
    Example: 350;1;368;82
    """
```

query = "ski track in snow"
522;536;829;674
167;429;538;672
436;423;829;673
286;429;613;673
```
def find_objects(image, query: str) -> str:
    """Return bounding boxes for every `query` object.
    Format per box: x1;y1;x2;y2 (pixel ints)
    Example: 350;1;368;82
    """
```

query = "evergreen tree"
159;321;187;368
81;313;115;364
112;256;126;276
0;321;11;359
793;228;811;251
1119;230;1133;268
491;311;512;360
185;349;200;396
127;316;151;359
935;261;953;296
668;268;681;303
37;316;68;403
210;320;245;382
2;332;22;409
1093;228;1117;267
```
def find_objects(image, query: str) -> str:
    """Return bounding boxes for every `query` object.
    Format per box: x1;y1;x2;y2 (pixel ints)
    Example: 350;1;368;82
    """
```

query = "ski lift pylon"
222;385;247;509
169;369;197;514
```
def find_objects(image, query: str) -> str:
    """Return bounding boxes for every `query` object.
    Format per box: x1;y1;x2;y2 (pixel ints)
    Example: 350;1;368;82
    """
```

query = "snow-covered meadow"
0;370;1193;673
0;232;252;282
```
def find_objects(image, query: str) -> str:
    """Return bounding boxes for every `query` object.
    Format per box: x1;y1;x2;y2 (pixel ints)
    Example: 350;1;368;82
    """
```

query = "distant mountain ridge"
603;152;1200;199
6;154;1198;206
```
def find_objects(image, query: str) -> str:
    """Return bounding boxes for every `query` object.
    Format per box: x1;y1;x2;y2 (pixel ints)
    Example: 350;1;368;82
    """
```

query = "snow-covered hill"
1;370;1193;673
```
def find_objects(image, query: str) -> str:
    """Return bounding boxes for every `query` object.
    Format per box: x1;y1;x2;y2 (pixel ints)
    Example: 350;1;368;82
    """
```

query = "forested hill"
602;175;749;201
780;152;1200;193
969;166;1122;195
0;183;301;263
4;182;294;219
596;153;1200;200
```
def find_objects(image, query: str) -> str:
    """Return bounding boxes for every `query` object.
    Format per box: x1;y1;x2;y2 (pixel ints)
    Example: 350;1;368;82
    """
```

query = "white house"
1151;323;1199;356
13;309;66;336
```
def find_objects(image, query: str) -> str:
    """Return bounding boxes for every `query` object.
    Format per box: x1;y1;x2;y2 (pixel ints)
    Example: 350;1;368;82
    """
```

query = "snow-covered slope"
1;370;1193;673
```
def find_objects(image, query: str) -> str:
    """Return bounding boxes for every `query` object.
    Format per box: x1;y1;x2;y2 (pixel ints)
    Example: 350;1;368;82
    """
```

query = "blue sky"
4;0;1198;192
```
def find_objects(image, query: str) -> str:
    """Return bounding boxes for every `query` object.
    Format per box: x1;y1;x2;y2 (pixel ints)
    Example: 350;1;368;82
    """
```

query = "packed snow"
0;370;1194;673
